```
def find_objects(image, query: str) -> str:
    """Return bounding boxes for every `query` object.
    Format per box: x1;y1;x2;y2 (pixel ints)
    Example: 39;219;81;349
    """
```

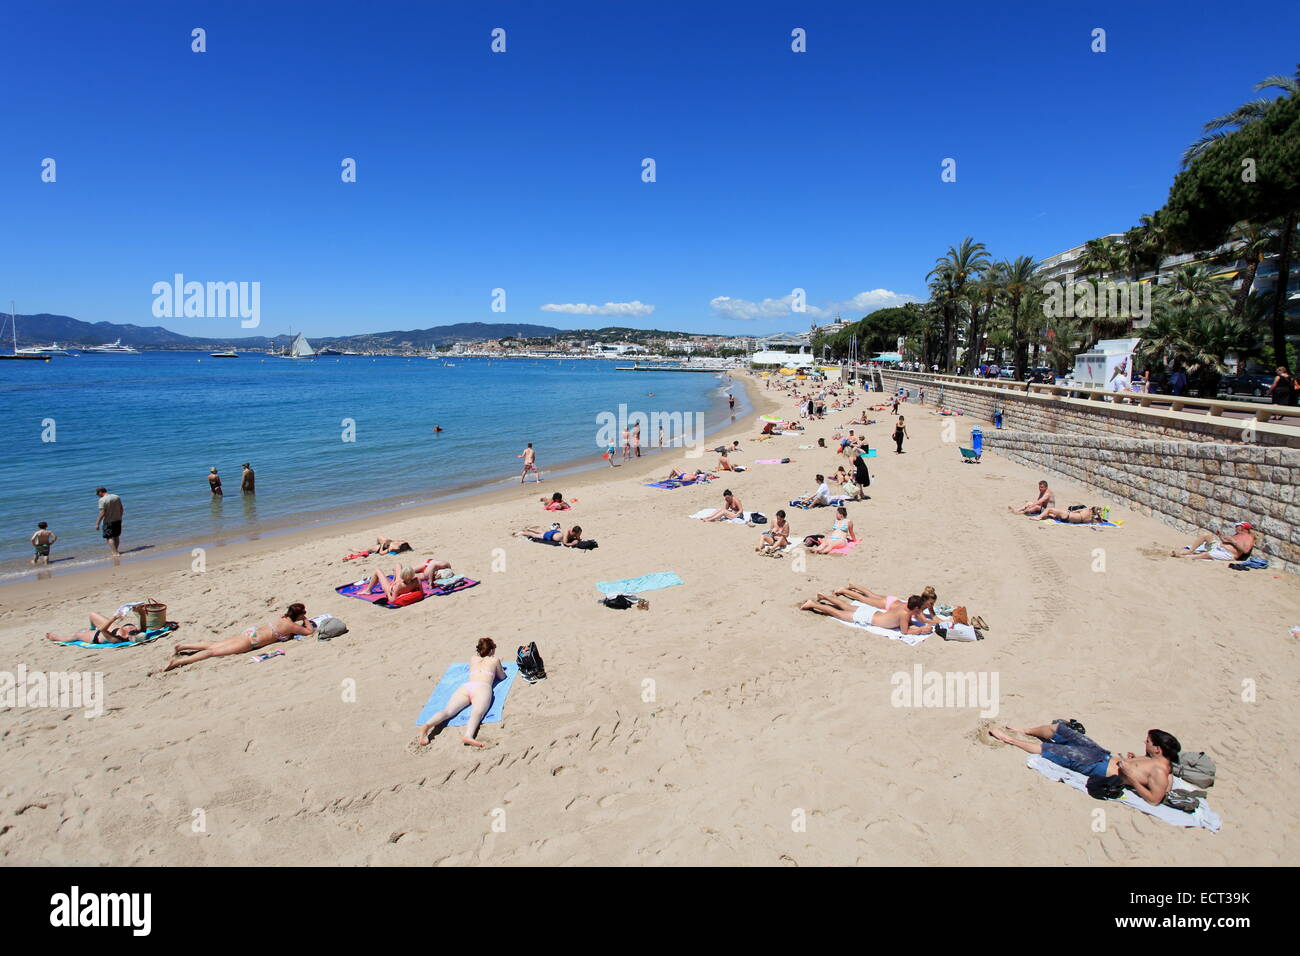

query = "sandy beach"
2;371;1297;866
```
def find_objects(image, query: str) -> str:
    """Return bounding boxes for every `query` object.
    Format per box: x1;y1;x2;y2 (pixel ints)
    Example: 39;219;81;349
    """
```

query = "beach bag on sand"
803;534;824;547
1086;774;1126;800
950;606;969;626
138;599;168;631
1162;789;1206;813
1172;751;1216;789
574;539;599;550
517;642;546;682
312;614;348;640
750;512;767;524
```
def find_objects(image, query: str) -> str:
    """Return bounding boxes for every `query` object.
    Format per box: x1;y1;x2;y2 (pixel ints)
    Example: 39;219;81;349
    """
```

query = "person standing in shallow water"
241;462;255;494
893;416;909;454
208;467;223;497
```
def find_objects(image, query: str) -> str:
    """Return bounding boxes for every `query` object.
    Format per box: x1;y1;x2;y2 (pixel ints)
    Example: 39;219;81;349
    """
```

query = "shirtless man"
518;442;541;483
988;722;1179;806
1174;521;1256;561
1009;480;1054;515
799;593;935;635
417;638;507;748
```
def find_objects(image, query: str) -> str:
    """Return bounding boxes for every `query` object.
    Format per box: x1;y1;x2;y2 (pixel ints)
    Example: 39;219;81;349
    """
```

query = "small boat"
210;350;239;358
0;305;51;361
84;338;140;354
281;332;317;360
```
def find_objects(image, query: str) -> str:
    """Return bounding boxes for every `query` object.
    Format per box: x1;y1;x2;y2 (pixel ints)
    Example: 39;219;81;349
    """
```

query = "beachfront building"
750;331;814;368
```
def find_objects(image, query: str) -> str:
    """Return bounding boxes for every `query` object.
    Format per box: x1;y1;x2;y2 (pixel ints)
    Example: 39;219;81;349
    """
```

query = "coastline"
0;372;781;604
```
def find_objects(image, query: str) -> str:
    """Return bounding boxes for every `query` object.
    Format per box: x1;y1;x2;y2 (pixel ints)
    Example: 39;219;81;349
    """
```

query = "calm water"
0;353;747;579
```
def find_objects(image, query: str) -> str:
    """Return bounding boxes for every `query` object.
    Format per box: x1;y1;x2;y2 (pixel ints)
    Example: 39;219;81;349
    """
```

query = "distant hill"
2;314;568;350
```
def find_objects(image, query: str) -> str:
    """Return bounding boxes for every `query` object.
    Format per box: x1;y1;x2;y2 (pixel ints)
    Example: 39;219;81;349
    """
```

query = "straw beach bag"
138;599;168;631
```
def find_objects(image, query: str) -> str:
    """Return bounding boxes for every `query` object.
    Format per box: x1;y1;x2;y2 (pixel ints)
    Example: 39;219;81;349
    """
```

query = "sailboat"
1;304;51;361
282;332;316;360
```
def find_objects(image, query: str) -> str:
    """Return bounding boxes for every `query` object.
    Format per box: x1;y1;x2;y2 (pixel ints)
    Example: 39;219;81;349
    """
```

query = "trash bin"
971;428;983;457
994;407;1003;429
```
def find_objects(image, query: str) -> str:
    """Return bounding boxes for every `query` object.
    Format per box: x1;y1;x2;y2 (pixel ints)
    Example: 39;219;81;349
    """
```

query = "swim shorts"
102;521;122;540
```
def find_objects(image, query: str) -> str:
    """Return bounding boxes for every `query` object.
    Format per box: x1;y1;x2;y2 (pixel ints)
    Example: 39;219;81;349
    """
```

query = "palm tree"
927;238;991;371
999;255;1040;377
1165;264;1232;309
1139;304;1258;396
1077;237;1125;281
1224;221;1276;317
964;263;1003;371
1183;65;1298;363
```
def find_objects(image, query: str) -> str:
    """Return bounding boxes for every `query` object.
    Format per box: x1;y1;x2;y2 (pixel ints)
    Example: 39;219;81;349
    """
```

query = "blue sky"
3;0;1298;338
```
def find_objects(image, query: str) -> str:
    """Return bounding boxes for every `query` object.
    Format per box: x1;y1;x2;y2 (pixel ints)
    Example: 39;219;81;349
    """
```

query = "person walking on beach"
208;467;223;497
621;427;632;461
728;393;736;411
95;487;123;556
416;638;507;748
241;462;255;494
892;416;909;454
633;422;641;458
518;442;541;483
31;522;56;565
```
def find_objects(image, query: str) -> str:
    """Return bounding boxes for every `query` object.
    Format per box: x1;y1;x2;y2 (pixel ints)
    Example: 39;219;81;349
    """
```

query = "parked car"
1218;372;1275;398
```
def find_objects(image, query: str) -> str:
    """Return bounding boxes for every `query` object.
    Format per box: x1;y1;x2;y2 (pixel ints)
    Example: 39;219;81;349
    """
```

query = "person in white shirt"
799;474;832;508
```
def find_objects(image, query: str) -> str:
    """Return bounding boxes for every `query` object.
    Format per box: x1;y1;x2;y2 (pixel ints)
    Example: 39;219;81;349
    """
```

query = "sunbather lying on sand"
542;492;571;511
514;525;582;546
416;638;506;748
666;468;709;482
799;593;935;635
414;558;454;583
1035;505;1105;523
988;722;1180;805
702;489;743;522
151;603;315;673
353;535;412;556
46;605;144;644
1172;522;1256;561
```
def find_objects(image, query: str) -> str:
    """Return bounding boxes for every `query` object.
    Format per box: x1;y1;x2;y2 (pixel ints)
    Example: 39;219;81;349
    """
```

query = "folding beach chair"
959;447;981;464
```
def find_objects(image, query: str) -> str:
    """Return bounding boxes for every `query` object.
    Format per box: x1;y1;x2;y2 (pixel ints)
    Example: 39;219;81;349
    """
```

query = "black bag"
602;594;635;610
803;534;824;547
750;512;767;524
574;539;599;550
1054;716;1087;735
1086;774;1125;800
516;641;546;682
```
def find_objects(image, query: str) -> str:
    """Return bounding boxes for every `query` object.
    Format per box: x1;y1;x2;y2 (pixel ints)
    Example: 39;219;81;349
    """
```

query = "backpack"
311;614;348;640
749;512;767;524
1086;774;1125;800
1173;751;1216;789
516;641;546;682
602;594;635;610
574;539;599;550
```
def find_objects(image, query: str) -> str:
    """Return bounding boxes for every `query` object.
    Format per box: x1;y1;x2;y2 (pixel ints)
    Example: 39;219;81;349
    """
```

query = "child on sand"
31;522;56;565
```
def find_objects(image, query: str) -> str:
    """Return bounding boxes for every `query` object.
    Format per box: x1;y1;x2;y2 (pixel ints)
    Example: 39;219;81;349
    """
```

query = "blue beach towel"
57;623;178;649
1050;518;1121;527
415;662;520;727
595;572;683;596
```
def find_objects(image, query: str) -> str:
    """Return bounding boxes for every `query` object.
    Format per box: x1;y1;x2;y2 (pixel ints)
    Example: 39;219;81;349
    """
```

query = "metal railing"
879;369;1300;426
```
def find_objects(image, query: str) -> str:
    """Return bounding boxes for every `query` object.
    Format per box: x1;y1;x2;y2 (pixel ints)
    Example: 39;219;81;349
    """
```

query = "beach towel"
596;572;683;597
1050;518;1122;527
830;615;928;646
755;458;792;465
336;576;480;608
415;662;520;727
56;622;179;649
688;509;762;524
828;539;860;555
1026;756;1222;832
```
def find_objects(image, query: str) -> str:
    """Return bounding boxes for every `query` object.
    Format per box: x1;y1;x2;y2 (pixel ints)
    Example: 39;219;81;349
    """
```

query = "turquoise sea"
0;353;748;580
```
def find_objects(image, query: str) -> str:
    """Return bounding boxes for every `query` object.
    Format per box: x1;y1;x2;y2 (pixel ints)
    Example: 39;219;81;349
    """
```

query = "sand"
2;372;1297;866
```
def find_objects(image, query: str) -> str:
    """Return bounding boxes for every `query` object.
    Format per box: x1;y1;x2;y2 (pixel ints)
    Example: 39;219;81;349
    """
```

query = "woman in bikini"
811;506;856;554
45;604;144;644
514;525;582;546
152;602;315;673
416;637;507;748
756;510;791;553
361;564;425;603
541;492;571;511
702;490;743;522
1035;505;1104;524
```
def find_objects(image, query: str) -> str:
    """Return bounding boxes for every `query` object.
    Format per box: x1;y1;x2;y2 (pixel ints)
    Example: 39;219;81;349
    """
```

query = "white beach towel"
828;601;930;645
1026;755;1222;832
688;509;758;525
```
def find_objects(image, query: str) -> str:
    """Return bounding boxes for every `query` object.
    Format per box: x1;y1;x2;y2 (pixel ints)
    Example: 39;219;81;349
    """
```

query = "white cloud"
540;300;655;317
710;289;917;321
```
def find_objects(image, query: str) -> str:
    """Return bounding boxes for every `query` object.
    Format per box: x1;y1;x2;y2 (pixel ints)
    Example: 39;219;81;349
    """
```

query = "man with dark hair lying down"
989;722;1180;805
514;525;582;547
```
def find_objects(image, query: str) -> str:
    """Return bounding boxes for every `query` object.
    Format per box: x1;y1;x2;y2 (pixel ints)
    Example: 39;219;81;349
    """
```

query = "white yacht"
210;350;239;358
16;342;76;356
85;339;140;354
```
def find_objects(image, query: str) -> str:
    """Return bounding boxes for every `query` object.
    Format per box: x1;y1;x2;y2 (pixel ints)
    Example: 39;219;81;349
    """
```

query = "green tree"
927;238;990;371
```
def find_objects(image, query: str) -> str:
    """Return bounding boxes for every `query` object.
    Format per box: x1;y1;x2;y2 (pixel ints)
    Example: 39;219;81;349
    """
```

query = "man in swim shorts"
95;487;124;556
1174;521;1255;561
989;722;1179;805
31;522;56;565
1009;480;1053;515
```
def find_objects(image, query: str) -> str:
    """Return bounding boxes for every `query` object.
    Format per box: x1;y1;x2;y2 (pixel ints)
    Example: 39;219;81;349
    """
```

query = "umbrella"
759;414;783;424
